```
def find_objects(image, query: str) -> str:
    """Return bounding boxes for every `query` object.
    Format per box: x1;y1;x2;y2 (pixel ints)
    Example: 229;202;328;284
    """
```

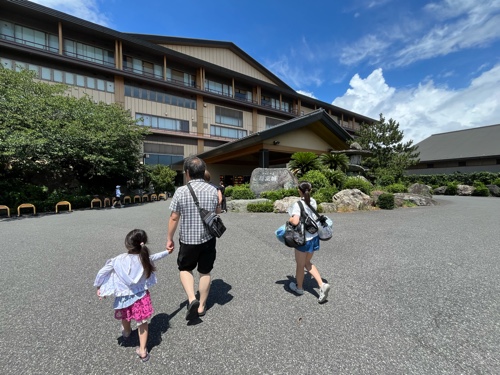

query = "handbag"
187;183;226;238
283;220;306;248
303;201;333;241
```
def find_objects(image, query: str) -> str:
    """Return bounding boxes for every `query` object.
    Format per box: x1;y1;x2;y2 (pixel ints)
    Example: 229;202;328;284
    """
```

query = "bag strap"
186;183;204;220
297;201;307;223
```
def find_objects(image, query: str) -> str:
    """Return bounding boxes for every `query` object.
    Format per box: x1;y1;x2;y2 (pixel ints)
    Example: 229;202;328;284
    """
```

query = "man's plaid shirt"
169;179;219;244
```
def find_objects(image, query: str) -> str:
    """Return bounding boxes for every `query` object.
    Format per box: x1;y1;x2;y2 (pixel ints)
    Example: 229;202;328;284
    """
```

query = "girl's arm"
150;250;170;262
93;258;114;287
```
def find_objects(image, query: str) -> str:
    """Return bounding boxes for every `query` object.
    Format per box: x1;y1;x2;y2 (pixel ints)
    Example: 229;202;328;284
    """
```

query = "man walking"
166;156;221;320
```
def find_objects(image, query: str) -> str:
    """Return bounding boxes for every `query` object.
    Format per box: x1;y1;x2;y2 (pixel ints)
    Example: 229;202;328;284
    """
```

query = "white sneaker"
318;283;331;303
289;281;304;295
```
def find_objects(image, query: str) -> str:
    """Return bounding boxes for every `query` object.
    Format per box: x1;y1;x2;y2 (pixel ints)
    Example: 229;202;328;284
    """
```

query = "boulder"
486;184;500;197
273;196;300;213
394;193;437;207
332;189;372;211
433;186;447;195
227;198;270;213
408;183;433;197
249;168;298;197
318;203;337;213
370;190;385;205
457;185;475;196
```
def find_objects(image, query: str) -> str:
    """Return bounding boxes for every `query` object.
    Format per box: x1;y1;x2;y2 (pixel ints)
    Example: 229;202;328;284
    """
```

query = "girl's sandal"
135;347;150;362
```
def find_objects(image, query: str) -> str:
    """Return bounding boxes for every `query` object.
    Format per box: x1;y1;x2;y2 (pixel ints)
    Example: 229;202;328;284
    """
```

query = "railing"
1;33;305;117
0;33;58;54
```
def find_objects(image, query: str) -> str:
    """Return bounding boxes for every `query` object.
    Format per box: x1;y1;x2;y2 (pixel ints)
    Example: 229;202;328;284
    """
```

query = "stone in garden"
273;196;300;213
249;168;298;197
332;189;372;211
408;183;433;197
486;184;500;197
394;193;437;206
457;185;475;196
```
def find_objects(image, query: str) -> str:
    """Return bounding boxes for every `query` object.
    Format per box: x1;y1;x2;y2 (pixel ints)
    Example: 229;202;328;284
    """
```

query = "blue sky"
30;0;500;143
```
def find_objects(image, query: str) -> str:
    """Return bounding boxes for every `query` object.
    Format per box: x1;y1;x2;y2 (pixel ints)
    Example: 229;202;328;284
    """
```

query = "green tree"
147;164;177;194
354;114;419;181
288;152;321;177
319;152;349;172
0;66;149;194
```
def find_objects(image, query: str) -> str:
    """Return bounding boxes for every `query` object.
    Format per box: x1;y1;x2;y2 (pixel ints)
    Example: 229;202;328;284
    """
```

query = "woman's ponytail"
298;181;312;206
125;229;156;278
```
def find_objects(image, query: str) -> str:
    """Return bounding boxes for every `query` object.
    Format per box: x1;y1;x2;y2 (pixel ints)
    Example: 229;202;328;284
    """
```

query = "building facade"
1;0;374;185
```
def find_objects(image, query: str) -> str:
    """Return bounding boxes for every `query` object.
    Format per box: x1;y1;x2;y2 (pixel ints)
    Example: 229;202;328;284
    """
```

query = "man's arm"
166;211;180;251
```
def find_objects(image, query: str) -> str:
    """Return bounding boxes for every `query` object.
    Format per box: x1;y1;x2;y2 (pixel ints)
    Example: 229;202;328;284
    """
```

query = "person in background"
166;156;220;320
204;170;223;208
219;181;227;213
288;181;331;303
112;185;123;208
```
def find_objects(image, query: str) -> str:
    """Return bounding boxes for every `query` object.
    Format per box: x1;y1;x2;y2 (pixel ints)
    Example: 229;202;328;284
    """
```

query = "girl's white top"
94;250;169;297
288;197;319;241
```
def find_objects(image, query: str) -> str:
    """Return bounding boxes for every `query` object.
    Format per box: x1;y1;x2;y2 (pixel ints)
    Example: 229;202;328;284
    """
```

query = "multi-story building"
1;0;375;185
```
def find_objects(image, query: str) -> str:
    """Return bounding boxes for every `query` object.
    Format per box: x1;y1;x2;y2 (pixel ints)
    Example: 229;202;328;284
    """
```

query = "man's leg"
179;270;196;303
198;273;211;313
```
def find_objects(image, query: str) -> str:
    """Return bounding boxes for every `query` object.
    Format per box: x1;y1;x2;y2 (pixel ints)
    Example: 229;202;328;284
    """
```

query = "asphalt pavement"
0;195;499;375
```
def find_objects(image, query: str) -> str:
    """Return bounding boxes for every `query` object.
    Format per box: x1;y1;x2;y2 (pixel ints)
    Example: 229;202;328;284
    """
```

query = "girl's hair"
125;229;156;279
298;181;312;206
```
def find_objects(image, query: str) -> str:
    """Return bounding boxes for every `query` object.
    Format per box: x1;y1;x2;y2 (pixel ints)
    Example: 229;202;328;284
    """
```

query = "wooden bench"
55;201;72;213
17;203;36;216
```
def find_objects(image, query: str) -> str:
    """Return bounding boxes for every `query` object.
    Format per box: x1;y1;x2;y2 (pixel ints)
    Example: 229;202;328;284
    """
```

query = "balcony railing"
2;32;303;117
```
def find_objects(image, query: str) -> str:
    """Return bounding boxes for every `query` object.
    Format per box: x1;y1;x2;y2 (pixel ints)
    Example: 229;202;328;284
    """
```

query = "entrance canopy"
196;109;353;169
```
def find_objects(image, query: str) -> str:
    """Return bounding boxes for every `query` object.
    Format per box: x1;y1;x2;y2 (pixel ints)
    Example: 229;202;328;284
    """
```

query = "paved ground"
1;195;499;375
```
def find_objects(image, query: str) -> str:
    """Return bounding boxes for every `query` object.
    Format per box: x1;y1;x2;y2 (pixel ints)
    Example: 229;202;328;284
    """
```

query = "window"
124;55;162;78
235;88;252;102
210;125;247;139
64;39;114;66
125;84;196;109
205;79;232;97
136;113;189;133
167;68;195;87
215;106;243;127
1;21;58;52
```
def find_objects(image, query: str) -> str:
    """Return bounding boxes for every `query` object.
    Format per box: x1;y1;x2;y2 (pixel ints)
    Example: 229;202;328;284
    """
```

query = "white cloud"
267;55;323;89
29;0;110;27
332;65;500;143
296;90;317;99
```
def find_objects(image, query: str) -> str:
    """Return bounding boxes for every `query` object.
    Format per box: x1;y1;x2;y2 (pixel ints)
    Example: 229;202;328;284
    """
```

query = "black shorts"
177;237;216;274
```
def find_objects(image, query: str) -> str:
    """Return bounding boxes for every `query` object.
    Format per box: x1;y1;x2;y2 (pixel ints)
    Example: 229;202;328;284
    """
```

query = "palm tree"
288;152;321;177
319;153;349;172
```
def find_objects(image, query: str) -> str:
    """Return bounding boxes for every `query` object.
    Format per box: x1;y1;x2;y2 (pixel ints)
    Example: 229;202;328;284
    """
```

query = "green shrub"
247;201;274;212
444;181;458;195
224;186;233;197
385;183;407;193
313;186;338;204
492;178;500;186
231;185;255;199
323;169;346;188
376;173;395;187
343;176;372;194
377;193;395;210
472;181;490;197
260;188;299;201
300;170;330;190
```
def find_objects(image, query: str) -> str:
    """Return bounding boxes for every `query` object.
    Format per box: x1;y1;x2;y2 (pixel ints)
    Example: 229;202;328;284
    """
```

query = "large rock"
486;184;500;197
273;196;300;213
227;198;271;213
457;185;475;196
250;168;298;197
433;186;447;195
318;203;337;213
394;193;437;206
332;189;372;211
408;183;433;197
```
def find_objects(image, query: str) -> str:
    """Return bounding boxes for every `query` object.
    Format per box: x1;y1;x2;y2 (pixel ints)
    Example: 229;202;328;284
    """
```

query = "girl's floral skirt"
114;291;153;324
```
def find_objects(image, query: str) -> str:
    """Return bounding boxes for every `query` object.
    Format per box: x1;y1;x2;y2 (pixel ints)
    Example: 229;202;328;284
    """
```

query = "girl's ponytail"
298;181;312;206
125;229;156;278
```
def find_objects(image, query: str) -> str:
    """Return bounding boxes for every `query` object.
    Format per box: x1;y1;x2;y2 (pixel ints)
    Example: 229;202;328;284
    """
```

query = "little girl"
94;229;172;362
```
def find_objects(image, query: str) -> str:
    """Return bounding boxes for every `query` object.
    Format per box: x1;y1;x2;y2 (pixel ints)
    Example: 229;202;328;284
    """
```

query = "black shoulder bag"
187;183;226;238
283;201;307;247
